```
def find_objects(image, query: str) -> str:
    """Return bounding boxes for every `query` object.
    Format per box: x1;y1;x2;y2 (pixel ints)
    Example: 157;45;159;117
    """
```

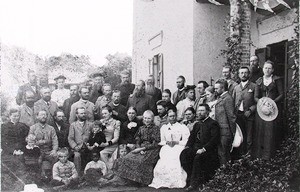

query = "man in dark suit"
89;72;104;104
127;80;156;119
52;110;70;148
108;90;127;123
222;65;238;96
172;75;186;105
16;70;40;105
180;104;220;191
194;80;209;112
214;79;236;165
115;70;135;106
62;85;80;122
249;55;264;83
233;66;259;155
34;87;59;126
145;75;162;105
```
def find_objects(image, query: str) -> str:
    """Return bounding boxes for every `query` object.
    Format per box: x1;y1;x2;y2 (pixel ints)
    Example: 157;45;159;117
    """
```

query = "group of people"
1;55;284;191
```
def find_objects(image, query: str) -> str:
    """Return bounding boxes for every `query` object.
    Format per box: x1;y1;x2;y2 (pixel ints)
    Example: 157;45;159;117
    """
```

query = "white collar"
241;80;249;87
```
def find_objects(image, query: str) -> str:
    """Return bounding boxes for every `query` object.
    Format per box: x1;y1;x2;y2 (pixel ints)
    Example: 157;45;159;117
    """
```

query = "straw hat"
20;184;44;192
257;97;278;121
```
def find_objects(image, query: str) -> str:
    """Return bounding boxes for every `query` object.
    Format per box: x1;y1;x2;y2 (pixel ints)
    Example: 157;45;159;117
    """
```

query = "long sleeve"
52;163;63;181
70;162;78;179
159;125;167;146
51;127;59;151
69;104;76;124
178;124;190;146
249;84;259;113
144;126;160;150
224;96;236;137
16;86;24;105
203;121;220;152
186;124;197;148
274;78;284;103
68;124;77;149
84;162;91;174
111;120;120;144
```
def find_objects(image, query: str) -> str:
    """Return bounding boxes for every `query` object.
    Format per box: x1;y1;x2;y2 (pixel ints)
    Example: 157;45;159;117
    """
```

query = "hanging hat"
54;75;66;81
257;97;278;121
20;184;44;192
184;85;196;91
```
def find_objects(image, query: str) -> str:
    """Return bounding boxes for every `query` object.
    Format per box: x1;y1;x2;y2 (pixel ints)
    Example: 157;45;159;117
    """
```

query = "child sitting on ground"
23;134;41;182
51;148;79;191
86;121;106;154
82;151;107;187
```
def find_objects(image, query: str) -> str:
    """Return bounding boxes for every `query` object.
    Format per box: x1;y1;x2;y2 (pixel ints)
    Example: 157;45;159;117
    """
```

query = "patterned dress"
113;124;161;185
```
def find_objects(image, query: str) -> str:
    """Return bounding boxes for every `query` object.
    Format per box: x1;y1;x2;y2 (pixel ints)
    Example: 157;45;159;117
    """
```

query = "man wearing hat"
176;85;196;122
89;72;104;104
232;66;259;156
154;100;169;128
52;75;69;109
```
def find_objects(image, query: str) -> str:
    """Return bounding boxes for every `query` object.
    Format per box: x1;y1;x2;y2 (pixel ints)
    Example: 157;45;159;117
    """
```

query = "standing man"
19;91;36;127
214;79;236;165
34;87;59;126
95;83;112;119
108;90;127;123
222;65;238;96
29;110;59;177
127;80;156;119
173;76;186;105
233;66;259;155
176;85;196;122
16;70;40;105
89;72;104;104
115;70;135;106
69;86;95;124
51;75;69;109
153;100;169;128
194;81;209;112
62;85;80;122
52;110;70;148
249;55;264;83
180;104;220;191
145;75;162;105
68;107;93;174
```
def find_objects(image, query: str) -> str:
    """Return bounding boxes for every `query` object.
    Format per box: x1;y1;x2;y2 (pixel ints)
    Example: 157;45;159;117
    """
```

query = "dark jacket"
256;76;284;103
62;95;80;121
186;118;220;153
1;122;29;154
16;83;40;105
215;92;236;137
119;118;142;144
34;99;59;126
232;81;259;119
87;131;106;152
249;68;264;83
172;89;186;106
127;94;156;116
52;122;70;148
108;102;127;123
115;83;135;106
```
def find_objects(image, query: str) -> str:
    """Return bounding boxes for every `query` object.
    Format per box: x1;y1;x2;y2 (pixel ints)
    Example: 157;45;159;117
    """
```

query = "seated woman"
119;107;143;151
99;105;121;171
149;108;190;189
181;107;198;132
113;110;161;185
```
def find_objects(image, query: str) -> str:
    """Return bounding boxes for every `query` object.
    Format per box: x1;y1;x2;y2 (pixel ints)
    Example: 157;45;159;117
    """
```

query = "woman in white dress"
149;108;190;189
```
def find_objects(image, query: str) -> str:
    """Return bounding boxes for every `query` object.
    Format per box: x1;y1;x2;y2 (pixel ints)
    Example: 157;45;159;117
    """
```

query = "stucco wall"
250;9;297;52
133;0;194;93
193;2;229;85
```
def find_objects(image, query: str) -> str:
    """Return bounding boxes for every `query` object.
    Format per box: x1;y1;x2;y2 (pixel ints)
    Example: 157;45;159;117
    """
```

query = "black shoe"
185;186;196;191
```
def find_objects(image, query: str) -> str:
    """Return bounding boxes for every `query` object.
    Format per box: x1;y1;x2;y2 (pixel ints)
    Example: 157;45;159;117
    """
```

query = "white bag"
232;123;243;149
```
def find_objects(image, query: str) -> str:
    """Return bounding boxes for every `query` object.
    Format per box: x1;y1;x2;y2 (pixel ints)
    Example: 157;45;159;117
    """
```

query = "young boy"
51;148;79;190
82;151;107;186
86;121;106;154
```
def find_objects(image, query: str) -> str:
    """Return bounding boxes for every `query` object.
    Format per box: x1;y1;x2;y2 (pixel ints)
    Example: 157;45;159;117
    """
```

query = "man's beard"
145;84;156;96
159;111;167;118
241;78;248;82
43;96;51;102
197;114;207;121
26;101;34;108
121;80;129;85
135;88;145;98
177;84;184;89
55;119;64;126
113;99;120;105
78;116;87;121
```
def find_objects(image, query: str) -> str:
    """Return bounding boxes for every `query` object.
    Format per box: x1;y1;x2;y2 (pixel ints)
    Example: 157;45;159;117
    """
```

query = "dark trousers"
218;135;232;165
236;111;254;155
180;148;218;188
50;178;79;188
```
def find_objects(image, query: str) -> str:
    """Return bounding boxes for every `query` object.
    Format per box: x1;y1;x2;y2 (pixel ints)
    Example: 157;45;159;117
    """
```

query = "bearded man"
127;80;156;119
34;86;59;126
115;70;135;106
89;72;104;104
62;85;80;121
52;110;70;148
19;91;36;127
145;75;162;105
108;90;127;123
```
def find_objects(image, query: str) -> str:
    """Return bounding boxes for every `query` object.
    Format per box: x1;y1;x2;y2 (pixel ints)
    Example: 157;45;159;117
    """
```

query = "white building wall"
133;0;194;93
193;2;229;85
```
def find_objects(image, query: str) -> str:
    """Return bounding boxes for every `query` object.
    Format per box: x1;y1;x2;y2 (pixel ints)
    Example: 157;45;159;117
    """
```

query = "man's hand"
37;140;46;145
112;110;118;116
126;144;135;150
99;142;109;148
62;178;70;185
49;150;57;157
196;148;205;155
132;148;143;154
244;110;251;118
